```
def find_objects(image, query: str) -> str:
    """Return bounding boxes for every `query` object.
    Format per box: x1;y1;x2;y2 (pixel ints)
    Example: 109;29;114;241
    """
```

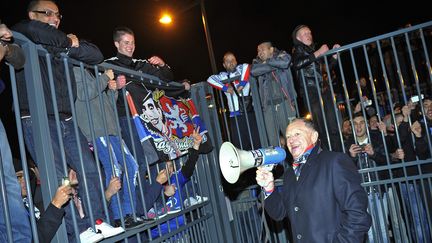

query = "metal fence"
1;20;432;243
210;20;432;243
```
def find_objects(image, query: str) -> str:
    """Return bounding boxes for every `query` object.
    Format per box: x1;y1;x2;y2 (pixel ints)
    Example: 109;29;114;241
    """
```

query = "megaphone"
219;142;286;184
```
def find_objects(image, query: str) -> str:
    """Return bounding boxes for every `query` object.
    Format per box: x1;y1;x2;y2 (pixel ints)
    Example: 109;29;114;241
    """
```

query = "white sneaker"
79;227;104;243
95;220;125;238
184;195;209;207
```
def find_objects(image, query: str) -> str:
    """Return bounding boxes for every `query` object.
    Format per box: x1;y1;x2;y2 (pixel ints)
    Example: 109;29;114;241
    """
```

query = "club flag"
126;83;212;161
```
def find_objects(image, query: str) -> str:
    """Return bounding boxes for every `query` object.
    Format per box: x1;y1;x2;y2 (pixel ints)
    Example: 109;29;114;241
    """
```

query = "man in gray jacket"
251;41;297;147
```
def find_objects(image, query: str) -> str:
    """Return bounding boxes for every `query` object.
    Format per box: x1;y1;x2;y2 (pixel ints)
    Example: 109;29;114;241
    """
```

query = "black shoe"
137;216;156;225
115;215;145;229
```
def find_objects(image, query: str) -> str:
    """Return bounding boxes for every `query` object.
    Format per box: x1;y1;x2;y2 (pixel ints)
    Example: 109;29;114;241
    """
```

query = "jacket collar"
116;52;133;66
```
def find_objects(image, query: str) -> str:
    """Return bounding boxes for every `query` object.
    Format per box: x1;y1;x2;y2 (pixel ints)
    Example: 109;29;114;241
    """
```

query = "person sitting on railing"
291;24;342;152
105;26;191;218
73;65;148;229
207;51;260;150
251;41;297;147
12;1;123;241
0;21;31;243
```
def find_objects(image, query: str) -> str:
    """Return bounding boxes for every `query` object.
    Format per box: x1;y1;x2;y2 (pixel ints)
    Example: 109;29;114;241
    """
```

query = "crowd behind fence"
1;19;432;243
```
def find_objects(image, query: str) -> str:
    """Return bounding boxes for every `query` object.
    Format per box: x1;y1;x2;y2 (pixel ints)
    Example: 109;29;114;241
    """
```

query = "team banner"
126;84;211;161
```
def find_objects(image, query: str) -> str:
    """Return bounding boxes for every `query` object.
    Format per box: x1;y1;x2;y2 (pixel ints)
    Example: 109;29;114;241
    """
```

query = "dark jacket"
264;146;371;243
105;52;182;117
12;20;103;116
36;203;65;243
292;42;337;89
251;48;297;108
344;131;389;181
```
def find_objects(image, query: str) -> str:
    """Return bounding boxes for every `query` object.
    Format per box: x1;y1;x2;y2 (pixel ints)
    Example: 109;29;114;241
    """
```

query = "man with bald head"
207;51;259;150
256;118;371;242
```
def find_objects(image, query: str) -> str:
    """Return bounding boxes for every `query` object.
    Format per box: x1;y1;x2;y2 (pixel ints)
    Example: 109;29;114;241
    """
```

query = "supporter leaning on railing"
0;20;32;243
11;1;124;241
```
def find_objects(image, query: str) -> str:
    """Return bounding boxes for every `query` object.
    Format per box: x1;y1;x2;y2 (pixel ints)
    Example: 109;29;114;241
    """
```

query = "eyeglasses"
32;10;62;19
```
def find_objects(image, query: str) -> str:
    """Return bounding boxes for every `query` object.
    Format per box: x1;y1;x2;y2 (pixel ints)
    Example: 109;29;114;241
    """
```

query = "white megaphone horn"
219;142;286;184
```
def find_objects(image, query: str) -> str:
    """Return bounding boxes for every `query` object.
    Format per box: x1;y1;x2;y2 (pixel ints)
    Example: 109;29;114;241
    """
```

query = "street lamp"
158;0;217;74
159;13;172;25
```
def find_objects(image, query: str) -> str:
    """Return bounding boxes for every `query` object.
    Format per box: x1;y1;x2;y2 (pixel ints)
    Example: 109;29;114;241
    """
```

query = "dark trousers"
229;111;261;151
306;87;342;152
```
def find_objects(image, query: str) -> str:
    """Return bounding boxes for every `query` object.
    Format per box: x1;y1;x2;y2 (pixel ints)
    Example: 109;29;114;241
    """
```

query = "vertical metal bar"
323;55;344;151
8;63;40;242
17;38;69;242
200;0;217;74
0;145;13;243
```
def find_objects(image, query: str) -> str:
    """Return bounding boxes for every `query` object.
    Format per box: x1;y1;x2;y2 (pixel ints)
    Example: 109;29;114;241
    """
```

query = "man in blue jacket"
256;118;371;242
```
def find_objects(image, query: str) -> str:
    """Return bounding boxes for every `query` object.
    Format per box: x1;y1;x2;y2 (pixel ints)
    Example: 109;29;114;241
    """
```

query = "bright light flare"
159;14;172;25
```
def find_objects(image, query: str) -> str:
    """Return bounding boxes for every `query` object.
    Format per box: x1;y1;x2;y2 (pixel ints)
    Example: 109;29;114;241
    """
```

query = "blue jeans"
0;120;32;243
367;192;389;243
400;182;431;243
22;118;104;234
94;136;138;220
119;116;160;215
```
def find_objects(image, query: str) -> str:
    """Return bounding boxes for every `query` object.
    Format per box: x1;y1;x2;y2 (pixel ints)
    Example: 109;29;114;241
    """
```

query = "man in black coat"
256;118;371;242
292;25;342;152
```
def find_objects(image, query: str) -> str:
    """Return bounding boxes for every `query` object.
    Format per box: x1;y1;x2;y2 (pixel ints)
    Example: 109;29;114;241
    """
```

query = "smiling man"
256;118;371;243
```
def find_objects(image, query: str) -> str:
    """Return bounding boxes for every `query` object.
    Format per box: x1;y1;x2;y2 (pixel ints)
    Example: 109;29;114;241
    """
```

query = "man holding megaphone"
256;118;371;243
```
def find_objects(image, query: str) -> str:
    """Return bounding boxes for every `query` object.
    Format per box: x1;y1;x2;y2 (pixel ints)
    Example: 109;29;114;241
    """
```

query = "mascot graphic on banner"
126;85;210;161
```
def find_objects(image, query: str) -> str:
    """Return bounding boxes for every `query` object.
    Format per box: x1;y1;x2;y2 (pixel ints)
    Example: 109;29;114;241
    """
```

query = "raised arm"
266;51;291;69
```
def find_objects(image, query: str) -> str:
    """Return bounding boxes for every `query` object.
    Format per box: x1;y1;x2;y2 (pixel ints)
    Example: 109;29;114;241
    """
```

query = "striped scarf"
292;145;314;180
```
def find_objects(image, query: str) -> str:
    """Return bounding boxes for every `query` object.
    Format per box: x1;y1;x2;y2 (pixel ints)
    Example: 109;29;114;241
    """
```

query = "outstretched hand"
51;184;72;208
192;126;203;150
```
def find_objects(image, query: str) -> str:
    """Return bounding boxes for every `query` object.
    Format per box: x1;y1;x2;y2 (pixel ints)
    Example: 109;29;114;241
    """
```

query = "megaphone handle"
260;164;275;171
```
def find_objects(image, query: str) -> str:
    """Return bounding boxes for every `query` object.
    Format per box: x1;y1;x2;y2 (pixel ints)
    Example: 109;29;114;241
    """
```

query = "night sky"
2;0;431;82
